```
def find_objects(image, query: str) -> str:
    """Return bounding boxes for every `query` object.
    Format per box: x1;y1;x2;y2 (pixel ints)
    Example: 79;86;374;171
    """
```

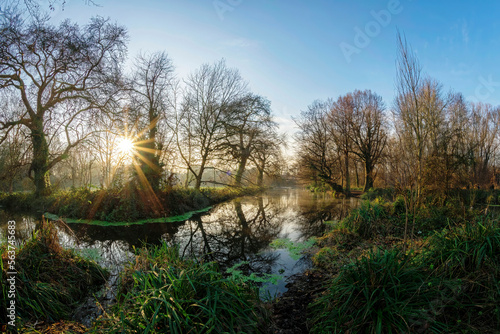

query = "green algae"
44;206;212;226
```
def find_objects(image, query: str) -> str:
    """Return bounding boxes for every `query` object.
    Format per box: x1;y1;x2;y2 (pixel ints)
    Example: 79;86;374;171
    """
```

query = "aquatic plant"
269;237;316;260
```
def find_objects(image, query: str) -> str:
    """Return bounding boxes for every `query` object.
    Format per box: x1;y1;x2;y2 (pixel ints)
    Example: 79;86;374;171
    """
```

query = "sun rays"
87;117;165;221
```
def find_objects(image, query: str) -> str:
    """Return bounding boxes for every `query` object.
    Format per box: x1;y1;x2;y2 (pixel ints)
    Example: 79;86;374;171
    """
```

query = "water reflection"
0;189;358;294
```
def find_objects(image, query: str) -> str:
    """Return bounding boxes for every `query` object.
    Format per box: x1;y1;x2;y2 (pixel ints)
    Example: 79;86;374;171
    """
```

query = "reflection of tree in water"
0;213;38;246
174;196;284;276
0;190;359;282
293;194;358;240
69;222;182;250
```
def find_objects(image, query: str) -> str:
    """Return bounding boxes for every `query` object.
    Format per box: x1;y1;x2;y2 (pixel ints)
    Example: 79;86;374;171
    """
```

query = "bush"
360;188;394;201
424;217;500;276
417;217;500;331
392;195;406;215
0;186;263;223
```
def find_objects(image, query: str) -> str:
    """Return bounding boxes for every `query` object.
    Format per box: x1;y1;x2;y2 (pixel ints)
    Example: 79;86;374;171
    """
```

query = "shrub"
360;188;394;201
424;217;500;276
392;195;406;215
417;217;500;331
0;186;263;223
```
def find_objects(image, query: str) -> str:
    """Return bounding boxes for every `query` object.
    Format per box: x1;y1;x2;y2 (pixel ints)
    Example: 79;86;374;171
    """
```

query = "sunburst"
87;116;165;221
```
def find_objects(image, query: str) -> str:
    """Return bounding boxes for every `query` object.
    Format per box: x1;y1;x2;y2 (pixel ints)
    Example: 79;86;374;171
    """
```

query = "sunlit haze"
116;137;134;157
47;0;500;155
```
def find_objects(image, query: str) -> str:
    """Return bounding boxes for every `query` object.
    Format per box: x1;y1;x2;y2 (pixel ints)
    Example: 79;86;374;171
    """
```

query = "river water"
0;188;358;297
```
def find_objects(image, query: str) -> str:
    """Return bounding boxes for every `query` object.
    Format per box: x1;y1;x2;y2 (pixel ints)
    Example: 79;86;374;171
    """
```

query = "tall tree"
129;51;175;191
329;95;354;193
179;59;247;190
250;130;285;187
468;102;500;187
223;94;276;186
0;16;127;195
393;32;425;196
294;100;342;190
348;90;387;191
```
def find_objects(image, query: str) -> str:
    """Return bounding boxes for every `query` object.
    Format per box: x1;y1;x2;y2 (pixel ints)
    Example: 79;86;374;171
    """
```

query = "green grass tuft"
0;220;108;327
92;242;268;333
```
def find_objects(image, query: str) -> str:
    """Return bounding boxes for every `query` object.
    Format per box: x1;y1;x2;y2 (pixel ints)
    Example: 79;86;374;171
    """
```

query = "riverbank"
0;219;108;332
90;242;269;333
3;225;269;333
271;188;500;333
0;186;263;223
8;187;498;332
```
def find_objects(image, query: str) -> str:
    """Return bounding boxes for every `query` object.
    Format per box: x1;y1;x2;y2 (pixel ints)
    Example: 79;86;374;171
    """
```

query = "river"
0;188;358;298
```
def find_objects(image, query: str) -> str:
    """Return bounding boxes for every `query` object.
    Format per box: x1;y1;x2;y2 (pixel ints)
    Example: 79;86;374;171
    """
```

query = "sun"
116;137;135;156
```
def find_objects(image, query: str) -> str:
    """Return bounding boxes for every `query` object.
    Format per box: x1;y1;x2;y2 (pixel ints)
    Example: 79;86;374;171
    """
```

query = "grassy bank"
310;190;500;333
0;220;108;332
0;186;263;223
2;220;268;333
90;242;268;333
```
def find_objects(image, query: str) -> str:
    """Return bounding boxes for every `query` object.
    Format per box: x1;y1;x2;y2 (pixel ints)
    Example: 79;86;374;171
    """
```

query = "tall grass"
309;249;448;334
310;215;500;333
424;217;500;276
419;217;500;332
340;199;390;238
0;220;108;325
93;242;267;333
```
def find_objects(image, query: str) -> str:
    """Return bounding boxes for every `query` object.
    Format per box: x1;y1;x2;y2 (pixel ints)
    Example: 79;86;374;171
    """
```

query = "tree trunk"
71;158;77;188
344;150;350;194
142;114;162;191
363;160;374;192
194;163;206;190
234;154;249;186
355;161;359;188
195;173;203;190
31;120;51;196
257;167;264;187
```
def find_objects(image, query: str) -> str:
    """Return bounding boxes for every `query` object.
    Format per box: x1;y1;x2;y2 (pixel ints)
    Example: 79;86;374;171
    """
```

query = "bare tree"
468;102;500;187
179;59;247;190
329;95;354;193
393;31;425;196
223;94;276;186
129;51;175;191
294;100;342;191
250;130;285;187
348;90;387;191
0;16;127;195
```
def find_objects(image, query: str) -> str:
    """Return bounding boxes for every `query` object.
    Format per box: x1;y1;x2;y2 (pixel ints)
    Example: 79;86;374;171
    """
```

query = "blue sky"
47;0;500;137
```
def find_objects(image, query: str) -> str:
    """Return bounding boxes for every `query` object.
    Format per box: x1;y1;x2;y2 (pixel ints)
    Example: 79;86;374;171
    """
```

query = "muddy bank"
269;270;329;334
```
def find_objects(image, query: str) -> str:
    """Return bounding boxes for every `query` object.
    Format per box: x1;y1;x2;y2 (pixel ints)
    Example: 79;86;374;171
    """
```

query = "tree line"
0;13;285;196
295;33;500;195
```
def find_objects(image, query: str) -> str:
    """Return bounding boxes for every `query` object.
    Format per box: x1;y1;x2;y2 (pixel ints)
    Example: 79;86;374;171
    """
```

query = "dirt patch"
269;270;329;334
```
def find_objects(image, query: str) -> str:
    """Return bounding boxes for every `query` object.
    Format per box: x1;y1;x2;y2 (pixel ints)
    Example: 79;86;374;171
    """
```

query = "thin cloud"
221;38;260;49
462;20;469;44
